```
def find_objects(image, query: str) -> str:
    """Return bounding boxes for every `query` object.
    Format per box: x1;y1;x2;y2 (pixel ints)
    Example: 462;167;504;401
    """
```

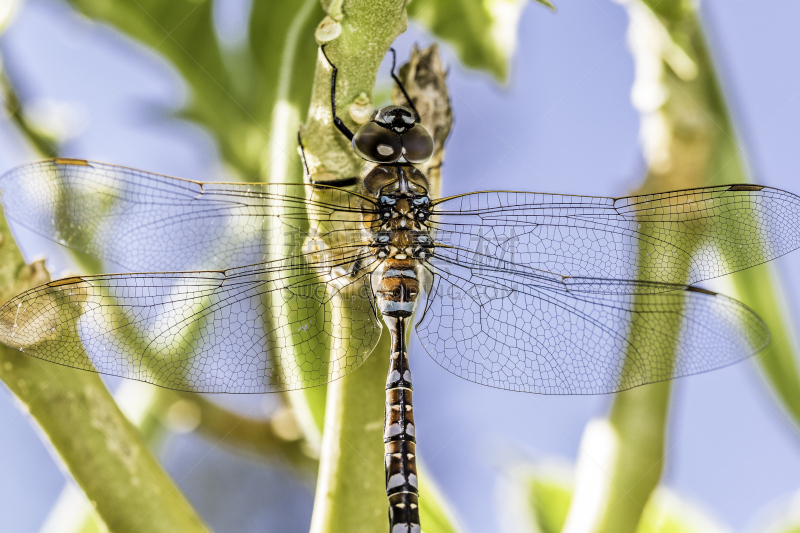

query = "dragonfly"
2;48;800;533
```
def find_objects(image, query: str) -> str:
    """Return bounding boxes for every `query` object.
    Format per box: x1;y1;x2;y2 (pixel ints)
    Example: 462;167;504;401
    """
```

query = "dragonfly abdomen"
384;315;420;533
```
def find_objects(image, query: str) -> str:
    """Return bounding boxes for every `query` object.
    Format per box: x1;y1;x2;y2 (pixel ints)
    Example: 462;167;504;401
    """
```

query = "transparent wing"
0;159;374;271
0;254;383;393
415;258;769;394
430;185;800;288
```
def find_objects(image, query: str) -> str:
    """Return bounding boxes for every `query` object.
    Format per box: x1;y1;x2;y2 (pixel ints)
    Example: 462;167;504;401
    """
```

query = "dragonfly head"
352;105;434;164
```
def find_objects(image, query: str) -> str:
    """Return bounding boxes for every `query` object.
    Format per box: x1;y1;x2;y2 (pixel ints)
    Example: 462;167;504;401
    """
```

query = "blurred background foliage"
497;458;800;533
0;0;799;532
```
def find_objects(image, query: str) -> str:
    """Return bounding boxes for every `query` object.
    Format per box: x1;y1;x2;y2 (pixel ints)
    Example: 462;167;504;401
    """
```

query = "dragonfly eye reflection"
399;124;434;164
353;121;402;163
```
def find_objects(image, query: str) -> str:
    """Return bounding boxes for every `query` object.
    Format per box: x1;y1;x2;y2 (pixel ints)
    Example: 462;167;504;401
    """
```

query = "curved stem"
566;0;800;530
0;214;210;533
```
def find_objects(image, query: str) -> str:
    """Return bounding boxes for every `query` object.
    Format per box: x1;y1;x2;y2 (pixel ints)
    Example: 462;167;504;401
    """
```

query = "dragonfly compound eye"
353;122;402;163
401;124;434;164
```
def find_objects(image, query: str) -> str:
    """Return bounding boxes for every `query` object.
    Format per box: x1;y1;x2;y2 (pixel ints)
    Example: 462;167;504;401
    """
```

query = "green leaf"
532;0;556;12
62;0;323;182
505;464;728;533
408;0;527;82
62;0;251;170
495;463;572;533
418;465;464;533
637;489;730;533
528;478;571;533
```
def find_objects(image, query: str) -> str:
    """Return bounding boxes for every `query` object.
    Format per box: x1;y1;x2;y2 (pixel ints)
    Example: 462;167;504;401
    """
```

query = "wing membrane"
0;255;383;393
431;185;800;287
415;258;769;394
0;159;374;272
0;161;785;394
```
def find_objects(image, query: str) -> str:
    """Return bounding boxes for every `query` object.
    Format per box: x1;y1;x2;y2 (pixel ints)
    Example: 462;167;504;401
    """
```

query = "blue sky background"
1;1;800;532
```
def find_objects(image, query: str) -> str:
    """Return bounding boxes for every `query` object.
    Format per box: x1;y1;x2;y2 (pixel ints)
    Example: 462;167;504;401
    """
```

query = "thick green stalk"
0;212;210;533
301;0;408;181
631;2;800;432
303;4;407;531
309;329;392;532
0;45;213;531
40;384;319;533
564;0;800;530
302;4;466;528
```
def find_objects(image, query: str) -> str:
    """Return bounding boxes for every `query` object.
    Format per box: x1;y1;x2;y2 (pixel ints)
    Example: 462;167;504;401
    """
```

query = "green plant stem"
309;329;391;532
563;0;800;530
301;0;408;181
0;66;58;157
731;267;800;422
301;3;407;532
634;0;800;429
160;391;319;474
0;212;210;533
302;3;468;528
601;383;672;530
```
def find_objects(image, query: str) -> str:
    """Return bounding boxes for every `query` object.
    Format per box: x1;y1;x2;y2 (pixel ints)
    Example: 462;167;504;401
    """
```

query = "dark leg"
388;48;421;122
320;45;355;141
297;130;311;178
297;129;359;187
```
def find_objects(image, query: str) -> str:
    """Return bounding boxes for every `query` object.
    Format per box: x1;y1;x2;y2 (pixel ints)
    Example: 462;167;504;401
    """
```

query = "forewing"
0;159;372;271
430;185;800;288
0;257;383;393
415;258;769;394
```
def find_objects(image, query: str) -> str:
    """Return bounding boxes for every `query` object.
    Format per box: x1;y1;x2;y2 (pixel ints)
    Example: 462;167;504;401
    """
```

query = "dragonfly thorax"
364;165;433;262
363;163;433;319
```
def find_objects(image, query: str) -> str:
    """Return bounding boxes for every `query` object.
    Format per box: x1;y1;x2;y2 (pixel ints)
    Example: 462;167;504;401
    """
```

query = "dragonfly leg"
320;45;355;141
297;130;312;179
298;128;359;187
384;316;421;532
311;176;359;187
347;257;363;277
387;48;421;122
311;176;359;188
